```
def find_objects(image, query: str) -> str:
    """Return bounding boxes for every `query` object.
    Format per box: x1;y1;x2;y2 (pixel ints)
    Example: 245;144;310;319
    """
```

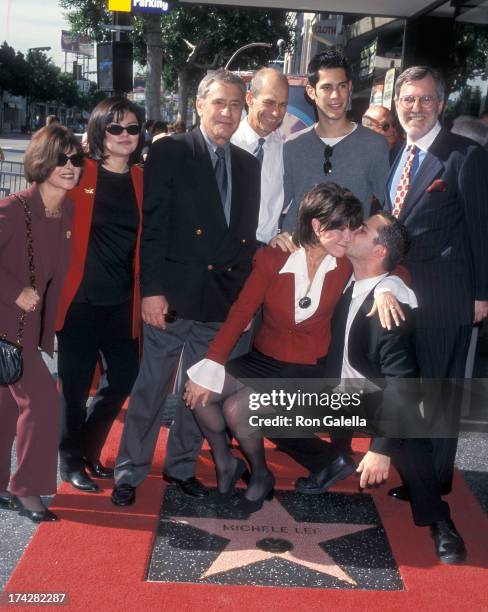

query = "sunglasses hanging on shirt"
323;145;333;176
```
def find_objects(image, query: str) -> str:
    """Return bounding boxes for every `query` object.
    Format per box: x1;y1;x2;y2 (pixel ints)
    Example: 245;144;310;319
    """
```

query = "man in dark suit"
111;70;261;506
383;66;488;505
292;212;467;564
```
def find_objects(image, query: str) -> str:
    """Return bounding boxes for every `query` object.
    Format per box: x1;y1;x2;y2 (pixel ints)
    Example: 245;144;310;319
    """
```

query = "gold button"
207;264;214;271
195;228;203;236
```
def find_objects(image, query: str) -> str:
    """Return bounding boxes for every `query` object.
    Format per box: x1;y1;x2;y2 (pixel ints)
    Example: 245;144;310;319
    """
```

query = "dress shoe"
430;519;467;564
388;485;410;501
163;475;209;498
63;470;100;493
207;458;249;505
232;473;275;515
111;484;136;506
0;492;18;511
14;498;58;523
295;455;356;495
84;459;114;479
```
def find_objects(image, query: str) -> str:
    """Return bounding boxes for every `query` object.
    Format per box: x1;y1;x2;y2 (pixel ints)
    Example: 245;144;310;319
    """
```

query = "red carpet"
2;412;488;612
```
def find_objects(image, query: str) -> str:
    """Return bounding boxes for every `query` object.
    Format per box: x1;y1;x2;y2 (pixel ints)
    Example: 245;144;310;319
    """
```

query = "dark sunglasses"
57;153;84;167
323;145;333;176
363;116;391;132
164;309;178;324
105;123;140;136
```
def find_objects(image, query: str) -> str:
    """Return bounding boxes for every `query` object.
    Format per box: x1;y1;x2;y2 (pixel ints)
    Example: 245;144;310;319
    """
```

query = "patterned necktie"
253;137;266;166
392;145;417;218
214;146;229;223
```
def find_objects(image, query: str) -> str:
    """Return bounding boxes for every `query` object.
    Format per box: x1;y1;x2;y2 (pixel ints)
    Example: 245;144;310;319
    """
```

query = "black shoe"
0;492;17;511
388;485;410;501
163;475;209;498
63;469;100;493
111;484;136;506
430;519;467;564
14;497;58;523
295;455;356;495
232;473;275;515
84;459;114;479
207;458;249;506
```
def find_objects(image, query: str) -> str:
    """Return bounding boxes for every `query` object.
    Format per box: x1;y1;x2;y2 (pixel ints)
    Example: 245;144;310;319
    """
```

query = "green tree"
59;0;293;120
448;23;488;96
0;42;30;97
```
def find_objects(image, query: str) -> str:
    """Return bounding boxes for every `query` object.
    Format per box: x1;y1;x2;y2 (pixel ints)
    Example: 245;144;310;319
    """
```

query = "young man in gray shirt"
278;49;389;240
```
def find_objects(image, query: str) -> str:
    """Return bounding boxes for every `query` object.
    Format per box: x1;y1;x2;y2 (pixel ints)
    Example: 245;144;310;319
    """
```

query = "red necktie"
392;145;417;218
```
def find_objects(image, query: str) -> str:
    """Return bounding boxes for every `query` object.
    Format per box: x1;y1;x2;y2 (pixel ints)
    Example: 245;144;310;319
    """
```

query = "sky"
1;0;79;69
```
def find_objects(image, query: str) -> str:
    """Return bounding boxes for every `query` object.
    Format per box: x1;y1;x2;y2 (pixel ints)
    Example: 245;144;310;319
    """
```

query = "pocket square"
426;179;446;193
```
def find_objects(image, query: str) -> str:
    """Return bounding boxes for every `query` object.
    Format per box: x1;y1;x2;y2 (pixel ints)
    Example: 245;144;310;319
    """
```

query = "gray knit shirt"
282;124;390;233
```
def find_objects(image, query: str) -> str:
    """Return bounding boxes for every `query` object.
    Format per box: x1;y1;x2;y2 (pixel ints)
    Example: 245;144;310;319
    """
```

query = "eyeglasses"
397;95;437;109
105;123;140;136
323;145;333;175
164;309;178;324
362;116;391;132
57;153;84;167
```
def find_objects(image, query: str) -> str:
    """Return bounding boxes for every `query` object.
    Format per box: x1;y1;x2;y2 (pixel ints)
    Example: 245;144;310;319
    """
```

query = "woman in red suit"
0;125;84;522
184;183;405;514
55;97;144;493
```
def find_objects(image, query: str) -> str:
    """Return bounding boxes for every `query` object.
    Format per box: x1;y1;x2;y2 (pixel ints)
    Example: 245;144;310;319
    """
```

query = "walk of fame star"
169;496;375;585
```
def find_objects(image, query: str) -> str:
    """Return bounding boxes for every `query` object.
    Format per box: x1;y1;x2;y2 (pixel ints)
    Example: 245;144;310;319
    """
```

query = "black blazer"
141;128;261;322
384;129;488;328
326;287;420;455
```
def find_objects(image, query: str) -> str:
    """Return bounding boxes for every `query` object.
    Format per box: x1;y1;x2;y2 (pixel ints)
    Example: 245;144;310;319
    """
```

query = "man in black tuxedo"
293;212;467;564
111;70;260;506
383;66;488;505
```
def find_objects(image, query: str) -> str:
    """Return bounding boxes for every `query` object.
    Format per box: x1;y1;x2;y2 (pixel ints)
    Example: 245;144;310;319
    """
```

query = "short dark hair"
87;96;144;165
373;211;410;272
295;183;363;248
394;66;445;101
151;121;168;137
307;48;352;88
23;124;83;184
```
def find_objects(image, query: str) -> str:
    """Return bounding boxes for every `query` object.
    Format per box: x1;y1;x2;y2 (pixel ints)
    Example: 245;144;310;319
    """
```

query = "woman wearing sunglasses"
55;97;144;493
0;125;83;522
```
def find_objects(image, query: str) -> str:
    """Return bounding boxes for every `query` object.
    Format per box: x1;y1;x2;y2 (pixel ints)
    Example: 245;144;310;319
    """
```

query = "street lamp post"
224;43;273;70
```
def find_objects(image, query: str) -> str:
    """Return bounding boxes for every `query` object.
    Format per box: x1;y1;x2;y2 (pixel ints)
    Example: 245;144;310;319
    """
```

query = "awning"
181;1;488;24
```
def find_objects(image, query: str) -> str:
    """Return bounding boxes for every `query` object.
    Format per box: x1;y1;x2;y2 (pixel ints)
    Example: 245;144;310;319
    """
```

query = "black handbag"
0;195;36;386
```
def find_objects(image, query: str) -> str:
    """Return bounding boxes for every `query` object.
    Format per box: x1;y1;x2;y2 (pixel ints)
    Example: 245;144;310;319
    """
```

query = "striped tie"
392;145;417;218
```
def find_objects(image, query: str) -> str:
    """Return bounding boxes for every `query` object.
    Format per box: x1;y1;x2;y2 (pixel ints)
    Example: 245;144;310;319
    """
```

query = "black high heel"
233;474;275;515
13;497;59;523
207;458;250;505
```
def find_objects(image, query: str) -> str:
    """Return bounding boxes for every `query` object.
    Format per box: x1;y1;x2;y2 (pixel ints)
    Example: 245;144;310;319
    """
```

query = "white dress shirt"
341;274;418;381
188;248;414;393
232;118;284;244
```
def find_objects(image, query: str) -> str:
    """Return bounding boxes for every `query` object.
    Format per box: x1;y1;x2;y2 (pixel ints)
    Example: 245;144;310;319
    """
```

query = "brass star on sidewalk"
169;496;375;585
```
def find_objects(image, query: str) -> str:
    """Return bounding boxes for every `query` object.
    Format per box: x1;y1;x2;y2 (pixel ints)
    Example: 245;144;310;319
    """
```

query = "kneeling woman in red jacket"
55;97;144;492
185;184;373;513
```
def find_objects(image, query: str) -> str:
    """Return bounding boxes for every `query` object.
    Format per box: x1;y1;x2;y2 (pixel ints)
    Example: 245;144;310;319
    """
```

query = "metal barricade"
0;161;28;195
0;186;10;198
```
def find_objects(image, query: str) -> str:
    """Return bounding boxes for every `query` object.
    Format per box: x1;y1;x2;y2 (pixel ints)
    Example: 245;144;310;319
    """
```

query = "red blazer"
55;158;144;337
207;247;353;366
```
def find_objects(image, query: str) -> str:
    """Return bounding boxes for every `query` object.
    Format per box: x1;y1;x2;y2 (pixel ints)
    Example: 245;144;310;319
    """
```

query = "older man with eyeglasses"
380;65;488;564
